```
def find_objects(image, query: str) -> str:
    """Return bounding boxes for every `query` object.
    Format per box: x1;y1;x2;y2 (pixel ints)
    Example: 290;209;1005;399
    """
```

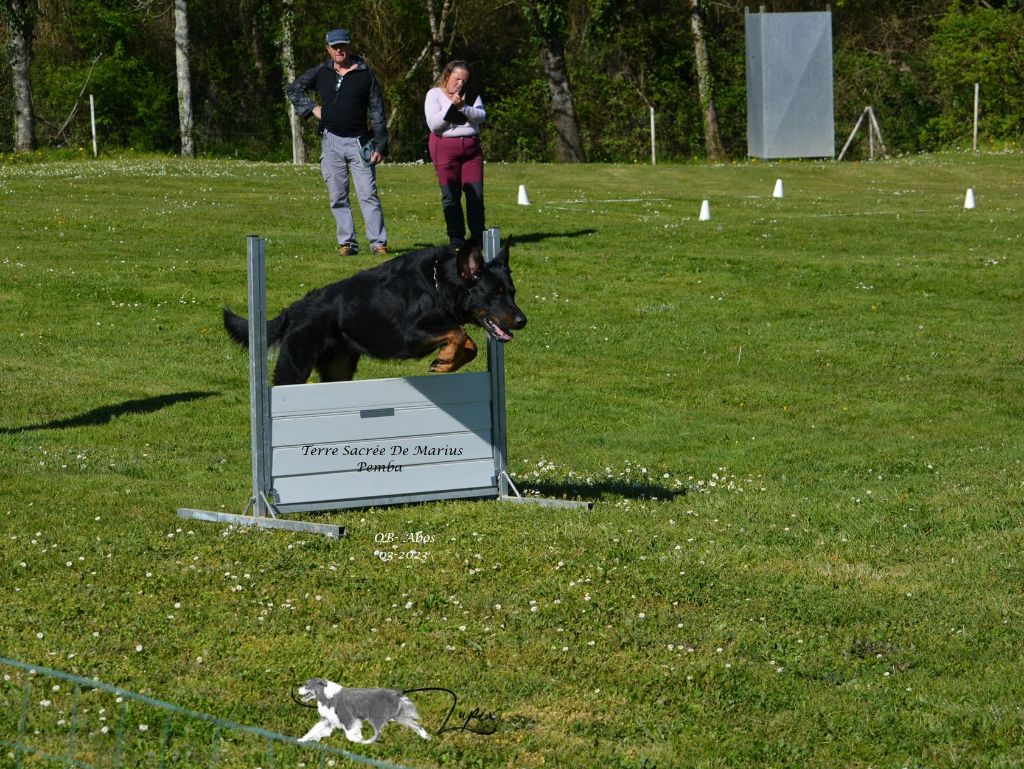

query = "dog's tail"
222;307;290;348
222;307;250;347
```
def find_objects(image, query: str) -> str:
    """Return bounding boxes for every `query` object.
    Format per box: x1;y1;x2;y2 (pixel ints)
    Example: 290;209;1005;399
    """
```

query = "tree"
519;0;585;162
173;0;193;156
2;0;36;151
280;0;305;164
368;0;454;140
690;0;724;160
427;0;454;81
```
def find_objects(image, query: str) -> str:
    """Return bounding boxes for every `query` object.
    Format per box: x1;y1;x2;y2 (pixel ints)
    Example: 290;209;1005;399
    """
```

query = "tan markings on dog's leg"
428;327;471;373
447;335;478;372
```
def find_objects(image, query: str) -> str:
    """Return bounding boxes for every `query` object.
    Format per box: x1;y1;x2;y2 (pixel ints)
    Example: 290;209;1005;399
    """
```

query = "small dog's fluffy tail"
222;307;290;348
397;695;431;740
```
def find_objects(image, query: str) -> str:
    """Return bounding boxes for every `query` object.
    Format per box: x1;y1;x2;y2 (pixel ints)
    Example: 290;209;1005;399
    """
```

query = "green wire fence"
0;657;415;769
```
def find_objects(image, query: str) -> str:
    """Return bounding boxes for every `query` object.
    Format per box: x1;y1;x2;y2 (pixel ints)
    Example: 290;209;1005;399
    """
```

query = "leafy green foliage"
0;0;35;34
925;6;1024;146
9;2;1024;159
482;67;553;162
38;47;179;151
569;0;701;161
832;46;941;156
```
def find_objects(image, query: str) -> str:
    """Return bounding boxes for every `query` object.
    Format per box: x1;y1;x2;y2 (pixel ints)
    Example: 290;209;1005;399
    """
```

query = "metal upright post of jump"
247;235;272;518
177;236;345;539
483;228;511;499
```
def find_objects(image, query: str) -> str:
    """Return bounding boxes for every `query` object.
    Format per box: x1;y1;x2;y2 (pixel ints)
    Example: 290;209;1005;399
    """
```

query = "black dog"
223;240;526;385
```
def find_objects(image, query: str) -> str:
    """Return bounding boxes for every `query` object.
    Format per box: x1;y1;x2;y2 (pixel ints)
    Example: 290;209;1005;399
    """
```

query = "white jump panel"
275;459;497;506
273;431;493;475
269;372;500;510
272;373;491;414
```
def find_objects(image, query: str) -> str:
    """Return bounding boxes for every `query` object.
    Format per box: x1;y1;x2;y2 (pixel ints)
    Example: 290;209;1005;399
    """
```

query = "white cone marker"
699;199;711;221
518;184;531;205
773;178;784;198
964;187;976;209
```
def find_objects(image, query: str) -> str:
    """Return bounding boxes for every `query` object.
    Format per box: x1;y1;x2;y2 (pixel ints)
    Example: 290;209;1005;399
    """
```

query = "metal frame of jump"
178;229;590;539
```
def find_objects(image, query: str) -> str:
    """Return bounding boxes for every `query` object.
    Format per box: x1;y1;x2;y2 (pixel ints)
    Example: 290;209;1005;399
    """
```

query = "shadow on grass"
508;230;597;244
517;478;686;503
398;230;598;253
0;391;219;434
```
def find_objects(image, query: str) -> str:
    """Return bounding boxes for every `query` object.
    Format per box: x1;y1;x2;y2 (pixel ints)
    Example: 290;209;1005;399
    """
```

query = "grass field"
1;150;1023;769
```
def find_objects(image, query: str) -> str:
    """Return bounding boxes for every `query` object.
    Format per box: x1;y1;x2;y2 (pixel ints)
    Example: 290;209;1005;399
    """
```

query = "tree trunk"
427;0;453;82
520;0;585;162
3;0;36;152
174;0;194;157
537;40;584;162
243;0;268;92
690;0;725;161
280;0;305;164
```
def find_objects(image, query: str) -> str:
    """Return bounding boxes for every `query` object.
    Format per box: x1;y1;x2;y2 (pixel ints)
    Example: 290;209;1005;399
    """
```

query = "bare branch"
55;54;103;143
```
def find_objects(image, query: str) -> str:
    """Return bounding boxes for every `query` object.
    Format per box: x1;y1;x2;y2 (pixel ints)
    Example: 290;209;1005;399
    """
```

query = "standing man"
288;29;389;257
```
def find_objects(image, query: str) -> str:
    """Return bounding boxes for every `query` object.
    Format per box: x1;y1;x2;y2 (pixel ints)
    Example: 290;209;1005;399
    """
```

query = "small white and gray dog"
297;677;431;744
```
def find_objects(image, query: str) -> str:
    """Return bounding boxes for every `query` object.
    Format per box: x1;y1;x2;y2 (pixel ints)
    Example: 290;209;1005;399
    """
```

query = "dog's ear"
456;241;484;282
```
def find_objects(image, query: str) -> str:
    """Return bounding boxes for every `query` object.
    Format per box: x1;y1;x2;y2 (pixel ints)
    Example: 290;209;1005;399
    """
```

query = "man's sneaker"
371;245;388;256
338;244;358;256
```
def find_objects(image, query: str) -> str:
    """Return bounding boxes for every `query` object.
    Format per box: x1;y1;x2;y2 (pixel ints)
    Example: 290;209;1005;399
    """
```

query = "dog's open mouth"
482;316;514;342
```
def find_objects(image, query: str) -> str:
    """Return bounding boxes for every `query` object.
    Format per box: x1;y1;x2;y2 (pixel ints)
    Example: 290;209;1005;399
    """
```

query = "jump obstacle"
178;229;589;539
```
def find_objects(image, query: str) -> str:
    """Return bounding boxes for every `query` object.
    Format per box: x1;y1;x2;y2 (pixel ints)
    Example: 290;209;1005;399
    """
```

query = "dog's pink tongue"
486;318;513;341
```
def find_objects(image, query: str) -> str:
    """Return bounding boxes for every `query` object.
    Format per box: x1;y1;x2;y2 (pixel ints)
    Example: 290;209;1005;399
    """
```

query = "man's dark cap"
326;29;351;46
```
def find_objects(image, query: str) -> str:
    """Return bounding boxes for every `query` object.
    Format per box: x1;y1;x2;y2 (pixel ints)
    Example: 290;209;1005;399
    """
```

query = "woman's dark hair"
435;60;470;88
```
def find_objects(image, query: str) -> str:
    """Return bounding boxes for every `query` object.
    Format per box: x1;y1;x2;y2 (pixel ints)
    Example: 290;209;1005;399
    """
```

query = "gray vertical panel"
746;11;834;158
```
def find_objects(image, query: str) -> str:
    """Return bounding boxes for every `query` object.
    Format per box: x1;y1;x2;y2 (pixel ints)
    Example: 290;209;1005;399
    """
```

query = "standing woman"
424;61;486;248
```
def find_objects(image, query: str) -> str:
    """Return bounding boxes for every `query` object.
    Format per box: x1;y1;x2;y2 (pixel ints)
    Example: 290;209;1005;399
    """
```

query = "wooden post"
837;108;867;161
650;107;656;165
973;83;979;151
838;107;886;161
867;107;887;157
89;95;97;157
